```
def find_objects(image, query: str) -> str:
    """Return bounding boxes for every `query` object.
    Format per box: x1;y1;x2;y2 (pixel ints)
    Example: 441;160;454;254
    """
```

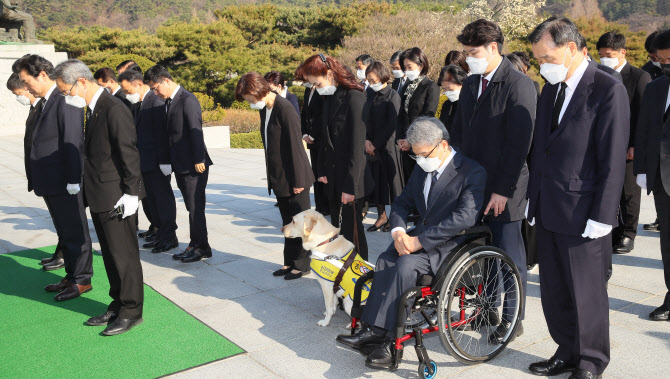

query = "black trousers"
91;211;144;319
399;150;416;187
140;196;155;230
144;169;177;242
486;220;527;320
652;171;670;307
328;196;368;261
309;147;329;214
613;160;641;240
175;169;209;248
276;190;311;272
522;219;537;266
43;192;93;285
536;203;610;375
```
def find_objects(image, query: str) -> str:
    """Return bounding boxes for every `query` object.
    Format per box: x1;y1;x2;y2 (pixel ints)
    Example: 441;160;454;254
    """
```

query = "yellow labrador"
283;209;374;327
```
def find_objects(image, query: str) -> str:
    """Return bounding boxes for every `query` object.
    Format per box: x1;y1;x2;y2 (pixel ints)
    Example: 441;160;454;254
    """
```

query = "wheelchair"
349;226;523;379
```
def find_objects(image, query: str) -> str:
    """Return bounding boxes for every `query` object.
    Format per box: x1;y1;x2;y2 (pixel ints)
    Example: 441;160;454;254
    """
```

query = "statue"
1;0;39;43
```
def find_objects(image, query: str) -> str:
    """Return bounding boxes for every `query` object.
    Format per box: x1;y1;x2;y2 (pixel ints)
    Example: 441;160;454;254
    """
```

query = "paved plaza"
0;134;668;378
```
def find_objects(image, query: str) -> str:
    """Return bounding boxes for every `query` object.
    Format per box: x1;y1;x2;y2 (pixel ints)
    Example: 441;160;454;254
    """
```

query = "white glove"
66;183;80;195
160;164;172;176
636;174;647;190
114;194;139;219
525;200;535;226
581;219;612;239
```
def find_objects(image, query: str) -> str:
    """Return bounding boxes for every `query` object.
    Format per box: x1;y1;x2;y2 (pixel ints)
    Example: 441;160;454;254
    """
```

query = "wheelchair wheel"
418;360;437;379
436;246;523;364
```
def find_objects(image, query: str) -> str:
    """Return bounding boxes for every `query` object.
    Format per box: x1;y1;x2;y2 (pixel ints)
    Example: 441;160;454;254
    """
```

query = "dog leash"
332;202;361;294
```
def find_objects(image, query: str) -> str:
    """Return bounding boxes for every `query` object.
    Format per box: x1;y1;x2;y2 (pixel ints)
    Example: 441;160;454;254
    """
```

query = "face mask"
415;147;443;173
15;95;31;106
466;51;489;76
126;92;141;104
445;90;460;102
392;70;404;79
249;100;266;110
316;75;337;96
369;83;384;92
64;83;87;109
356;69;366;80
661;63;670;79
599;57;620;69
405;70;420;81
539;47;574;85
303;82;312;88
652;61;662;68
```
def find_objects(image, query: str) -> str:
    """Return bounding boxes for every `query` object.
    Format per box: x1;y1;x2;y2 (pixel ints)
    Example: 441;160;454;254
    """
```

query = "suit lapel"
548;65;595;145
167;87;184;120
85;92;107;149
34;93;57;133
425;152;461;213
324;89;344;150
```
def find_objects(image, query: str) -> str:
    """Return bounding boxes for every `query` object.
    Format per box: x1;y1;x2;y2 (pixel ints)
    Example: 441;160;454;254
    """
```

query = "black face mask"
662;63;670;78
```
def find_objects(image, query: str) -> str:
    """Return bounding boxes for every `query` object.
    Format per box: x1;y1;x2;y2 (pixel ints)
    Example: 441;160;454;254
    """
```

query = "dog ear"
304;214;317;236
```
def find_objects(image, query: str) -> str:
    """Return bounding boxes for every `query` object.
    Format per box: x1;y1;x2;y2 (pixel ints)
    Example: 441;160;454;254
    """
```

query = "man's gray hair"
53;59;94;84
406;117;449;147
527;17;581;48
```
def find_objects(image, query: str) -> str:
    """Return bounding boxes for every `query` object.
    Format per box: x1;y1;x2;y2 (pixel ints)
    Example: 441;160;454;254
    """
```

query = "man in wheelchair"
337;117;487;369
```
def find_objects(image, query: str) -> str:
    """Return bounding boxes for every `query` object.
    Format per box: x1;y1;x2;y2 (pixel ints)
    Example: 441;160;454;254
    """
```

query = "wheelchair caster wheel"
418;360;437;379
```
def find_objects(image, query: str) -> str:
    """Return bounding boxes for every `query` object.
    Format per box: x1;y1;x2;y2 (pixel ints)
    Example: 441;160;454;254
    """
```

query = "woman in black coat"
235;72;315;280
301;53;369;260
363;61;402;232
438;64;467;134
397;47;441;185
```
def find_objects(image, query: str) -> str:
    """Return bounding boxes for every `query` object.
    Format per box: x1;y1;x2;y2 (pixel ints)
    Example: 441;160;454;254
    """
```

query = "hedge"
230;131;264;149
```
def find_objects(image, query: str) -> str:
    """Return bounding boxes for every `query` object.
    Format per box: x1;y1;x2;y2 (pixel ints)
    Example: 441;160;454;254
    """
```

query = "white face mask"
303;82;312;88
392;70;404;79
466;49;490;76
369;82;384;92
64;83;87;109
415;148;443;173
445;90;460;102
356;69;366;80
16;95;31;106
405;70;420;81
249;100;266;110
316;75;337;96
652;60;662;68
126;92;141;104
540;47;574;85
599;57;620;69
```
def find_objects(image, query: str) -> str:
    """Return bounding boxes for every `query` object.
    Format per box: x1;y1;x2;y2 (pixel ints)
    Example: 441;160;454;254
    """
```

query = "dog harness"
310;248;374;303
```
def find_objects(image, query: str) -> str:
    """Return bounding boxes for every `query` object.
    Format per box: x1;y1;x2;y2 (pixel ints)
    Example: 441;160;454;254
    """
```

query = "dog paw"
317;319;329;327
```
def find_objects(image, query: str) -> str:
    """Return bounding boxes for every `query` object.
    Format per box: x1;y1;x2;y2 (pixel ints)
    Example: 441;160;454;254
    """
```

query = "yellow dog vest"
310;248;374;303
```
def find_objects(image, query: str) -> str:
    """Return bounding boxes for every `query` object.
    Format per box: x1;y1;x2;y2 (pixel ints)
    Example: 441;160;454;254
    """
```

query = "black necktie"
551;83;568;133
165;98;172;114
427;171;439;204
35;98;45;118
85;106;92;133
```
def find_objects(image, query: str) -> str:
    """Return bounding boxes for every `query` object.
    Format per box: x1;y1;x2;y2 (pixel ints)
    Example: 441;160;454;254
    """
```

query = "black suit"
301;86;328;213
136;90;177;243
318;87;369;260
438;99;458;135
285;90;300;117
260;96;314;272
391;77;409;98
362;152;486;332
613;63;651;242
528;61;629;375
634;75;670;307
642;60;664;81
590;59;623;82
113;87;132;110
451;57;536;320
166;86;212;248
30;90;92;285
85;89;145;319
23;101;39;192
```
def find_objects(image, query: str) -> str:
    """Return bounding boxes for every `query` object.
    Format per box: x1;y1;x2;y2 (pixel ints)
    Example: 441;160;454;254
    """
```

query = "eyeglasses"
60;81;78;96
150;80;164;92
409;142;440;160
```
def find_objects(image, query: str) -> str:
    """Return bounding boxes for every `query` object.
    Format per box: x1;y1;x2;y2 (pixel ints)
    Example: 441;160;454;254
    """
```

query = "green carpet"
0;246;243;378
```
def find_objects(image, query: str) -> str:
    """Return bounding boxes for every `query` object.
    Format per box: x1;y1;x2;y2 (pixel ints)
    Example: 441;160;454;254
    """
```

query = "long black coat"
300;86;323;150
259;95;314;198
619;63;651;149
396;76;440;140
318;86;369;199
439;99;458;135
642;60;664;81
84;90;145;213
364;85;403;203
135;90;170;173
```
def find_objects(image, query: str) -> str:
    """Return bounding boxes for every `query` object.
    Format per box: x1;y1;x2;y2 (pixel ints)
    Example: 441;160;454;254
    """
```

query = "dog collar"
316;234;339;247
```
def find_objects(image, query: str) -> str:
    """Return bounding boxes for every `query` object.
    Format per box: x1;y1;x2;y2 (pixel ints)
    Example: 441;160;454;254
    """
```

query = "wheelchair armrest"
351;270;374;319
456;225;492;245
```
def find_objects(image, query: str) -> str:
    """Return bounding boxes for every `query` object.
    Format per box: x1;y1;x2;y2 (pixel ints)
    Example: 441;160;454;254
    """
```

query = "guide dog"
283;209;374;327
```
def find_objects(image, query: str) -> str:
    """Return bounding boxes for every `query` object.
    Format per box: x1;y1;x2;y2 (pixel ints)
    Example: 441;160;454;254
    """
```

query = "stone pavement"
0;134;668;378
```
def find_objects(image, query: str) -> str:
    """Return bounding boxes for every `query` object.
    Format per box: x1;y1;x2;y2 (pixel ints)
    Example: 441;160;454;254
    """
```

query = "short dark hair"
511;51;531;70
390;50;403;64
94;67;117;83
117;69;144;84
505;54;527;74
646;31;660;53
263;71;286;88
235;72;271;102
444;50;468;73
6;73;23;91
365;61;391;83
457;19;504;52
527;17;581;48
143;65;173;83
12;54;54;78
355;54;374;66
653;29;670;52
116;60;137;72
438;64;467;86
596;31;626;51
578;33;588;50
400;47;430;75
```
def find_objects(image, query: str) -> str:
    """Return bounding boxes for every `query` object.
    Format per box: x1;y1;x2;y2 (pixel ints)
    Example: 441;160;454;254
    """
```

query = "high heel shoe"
367;221;388;232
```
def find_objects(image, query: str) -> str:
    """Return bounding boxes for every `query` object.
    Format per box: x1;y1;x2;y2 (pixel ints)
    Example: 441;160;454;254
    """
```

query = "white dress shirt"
556;58;589;123
31;98;40;107
166;85;180;112
615;60;627;73
43;84;57;102
264;106;273;151
477;58;502;98
112;86;121;96
88;87;105;113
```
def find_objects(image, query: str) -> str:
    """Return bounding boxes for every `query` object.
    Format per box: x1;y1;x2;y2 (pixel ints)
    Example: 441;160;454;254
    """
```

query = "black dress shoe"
284;271;309;280
138;230;149;238
273;267;292;276
172;246;193;260
643;219;659;231
181;247;212;263
151;238;179;253
367;221;388;232
42;257;65;271
144;233;159;242
568;369;601;379
613;236;634;254
649;305;670;321
44;278;70;292
102;317;143;336
488;320;523;344
55;283;92;301
529;356;576;376
86;310;118;326
142;240;159;249
40;249;63;265
365;341;395;369
336;326;386;349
